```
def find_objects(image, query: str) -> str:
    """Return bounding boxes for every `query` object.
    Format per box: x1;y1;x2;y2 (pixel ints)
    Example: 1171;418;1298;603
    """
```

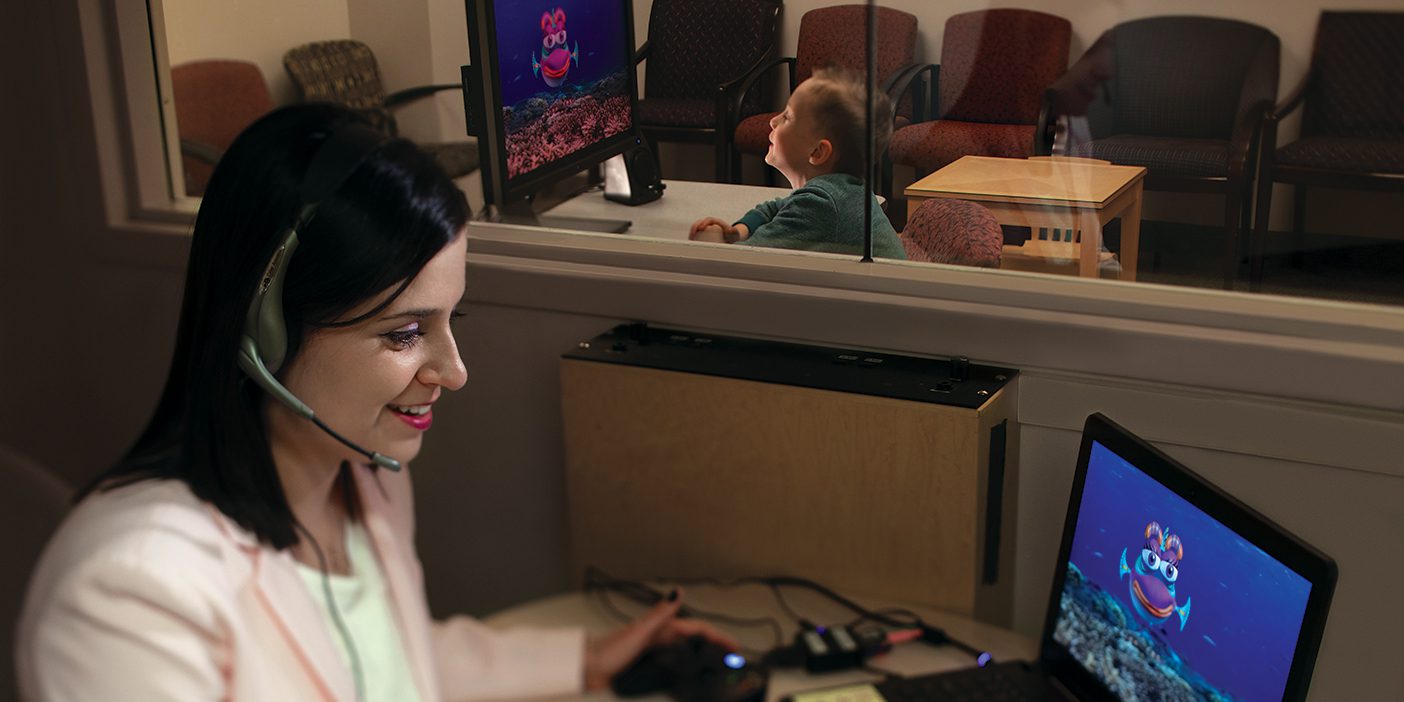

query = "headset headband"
244;122;390;375
301;122;389;205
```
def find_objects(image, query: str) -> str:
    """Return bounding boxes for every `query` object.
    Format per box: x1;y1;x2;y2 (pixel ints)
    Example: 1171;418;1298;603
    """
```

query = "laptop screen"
1047;416;1335;701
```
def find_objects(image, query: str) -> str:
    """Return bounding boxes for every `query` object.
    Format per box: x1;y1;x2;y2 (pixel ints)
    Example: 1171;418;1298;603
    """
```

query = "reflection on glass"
688;67;904;260
167;59;275;197
157;2;473;200
149;2;1404;308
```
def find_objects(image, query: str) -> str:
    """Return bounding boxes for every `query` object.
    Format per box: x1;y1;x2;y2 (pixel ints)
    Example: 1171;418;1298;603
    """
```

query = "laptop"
794;412;1337;702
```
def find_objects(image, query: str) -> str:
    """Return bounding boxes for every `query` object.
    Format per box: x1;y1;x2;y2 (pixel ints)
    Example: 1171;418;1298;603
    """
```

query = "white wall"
4;2;1404;700
161;0;351;105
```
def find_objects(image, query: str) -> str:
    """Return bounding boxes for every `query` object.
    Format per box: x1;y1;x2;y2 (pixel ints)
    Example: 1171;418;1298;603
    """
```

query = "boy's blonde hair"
803;65;894;178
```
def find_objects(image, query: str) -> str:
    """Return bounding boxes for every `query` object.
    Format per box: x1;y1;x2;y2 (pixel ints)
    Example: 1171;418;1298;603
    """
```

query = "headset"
235;122;402;472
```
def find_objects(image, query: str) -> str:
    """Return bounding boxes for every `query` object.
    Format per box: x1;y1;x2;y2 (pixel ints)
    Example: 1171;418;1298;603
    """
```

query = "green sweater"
735;173;906;260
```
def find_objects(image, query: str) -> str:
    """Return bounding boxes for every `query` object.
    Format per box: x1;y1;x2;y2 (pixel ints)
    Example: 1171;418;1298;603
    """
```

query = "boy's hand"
689;217;732;242
688;218;750;244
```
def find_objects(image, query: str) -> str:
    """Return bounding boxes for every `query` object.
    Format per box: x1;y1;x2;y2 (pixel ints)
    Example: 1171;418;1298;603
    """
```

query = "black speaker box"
604;136;665;205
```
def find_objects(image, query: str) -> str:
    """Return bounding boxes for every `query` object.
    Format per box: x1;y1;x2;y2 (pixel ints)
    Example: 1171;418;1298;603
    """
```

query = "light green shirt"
296;522;422;702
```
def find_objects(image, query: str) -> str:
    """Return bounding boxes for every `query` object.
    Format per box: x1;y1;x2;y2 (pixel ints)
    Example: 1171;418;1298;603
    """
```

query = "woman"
16;104;731;701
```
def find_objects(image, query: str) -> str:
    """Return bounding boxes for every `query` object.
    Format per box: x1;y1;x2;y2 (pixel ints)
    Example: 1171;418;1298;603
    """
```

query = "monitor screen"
468;0;637;204
1052;439;1318;701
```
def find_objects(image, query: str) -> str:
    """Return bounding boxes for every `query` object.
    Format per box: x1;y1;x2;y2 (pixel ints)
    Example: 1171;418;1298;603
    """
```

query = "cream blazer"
16;466;584;701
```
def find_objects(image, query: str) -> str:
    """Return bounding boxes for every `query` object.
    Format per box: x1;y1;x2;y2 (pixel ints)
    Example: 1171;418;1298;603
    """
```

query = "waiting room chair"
634;0;782;182
888;9;1071;178
729;4;919;185
1037;16;1280;289
283;40;479;179
1;444;72;700
170;59;275;196
1250;11;1404;289
900;198;1002;267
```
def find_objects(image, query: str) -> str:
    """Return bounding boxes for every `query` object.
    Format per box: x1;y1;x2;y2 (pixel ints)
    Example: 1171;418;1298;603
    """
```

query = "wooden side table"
905;156;1147;280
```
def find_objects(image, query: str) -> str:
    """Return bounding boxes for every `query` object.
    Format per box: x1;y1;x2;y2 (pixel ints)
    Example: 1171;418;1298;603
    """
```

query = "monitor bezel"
465;0;642;209
1039;412;1338;702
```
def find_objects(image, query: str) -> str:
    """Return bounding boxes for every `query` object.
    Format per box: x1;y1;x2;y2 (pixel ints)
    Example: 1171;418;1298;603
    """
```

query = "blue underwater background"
1056;442;1313;701
493;0;631;106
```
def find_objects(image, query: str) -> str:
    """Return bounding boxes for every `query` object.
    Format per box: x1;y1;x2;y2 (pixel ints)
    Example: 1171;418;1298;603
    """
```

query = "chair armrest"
180;138;222;166
712;48;783;135
1033;96;1055;154
1229;98;1272;180
726;56;795;128
884;62;939;122
383;83;465;110
1228;36;1281;180
1270;71;1310;121
633;41;651;66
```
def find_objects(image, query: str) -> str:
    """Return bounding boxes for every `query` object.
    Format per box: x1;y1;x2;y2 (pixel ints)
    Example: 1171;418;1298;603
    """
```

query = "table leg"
907;196;929;224
1119;182;1143;281
1078;209;1101;278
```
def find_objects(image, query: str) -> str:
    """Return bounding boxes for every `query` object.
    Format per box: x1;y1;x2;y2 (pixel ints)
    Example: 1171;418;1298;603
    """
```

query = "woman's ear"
809;138;834;166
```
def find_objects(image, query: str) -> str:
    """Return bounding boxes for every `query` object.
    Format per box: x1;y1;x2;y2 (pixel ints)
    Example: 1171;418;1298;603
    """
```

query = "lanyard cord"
294;521;366;702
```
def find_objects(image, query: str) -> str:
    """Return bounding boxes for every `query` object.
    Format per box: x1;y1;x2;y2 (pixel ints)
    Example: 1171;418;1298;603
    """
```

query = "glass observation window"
144;0;1404;310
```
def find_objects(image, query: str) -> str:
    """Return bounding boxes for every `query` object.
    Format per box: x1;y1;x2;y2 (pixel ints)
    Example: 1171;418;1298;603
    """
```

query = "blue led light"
976;652;992;668
723;653;745;670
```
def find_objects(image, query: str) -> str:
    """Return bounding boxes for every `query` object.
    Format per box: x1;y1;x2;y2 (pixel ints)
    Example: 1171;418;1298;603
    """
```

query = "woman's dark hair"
84;103;469;548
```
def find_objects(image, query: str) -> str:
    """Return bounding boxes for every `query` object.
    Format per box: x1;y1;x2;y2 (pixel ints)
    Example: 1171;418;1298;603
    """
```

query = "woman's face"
268;233;469;470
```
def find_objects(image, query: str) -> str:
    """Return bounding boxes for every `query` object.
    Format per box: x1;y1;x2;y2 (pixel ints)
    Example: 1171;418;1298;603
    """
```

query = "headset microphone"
235;123;402;472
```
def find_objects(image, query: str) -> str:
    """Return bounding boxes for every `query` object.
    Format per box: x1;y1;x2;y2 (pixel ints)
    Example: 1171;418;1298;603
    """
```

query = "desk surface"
905;155;1145;209
543;180;791;241
482;583;1037;701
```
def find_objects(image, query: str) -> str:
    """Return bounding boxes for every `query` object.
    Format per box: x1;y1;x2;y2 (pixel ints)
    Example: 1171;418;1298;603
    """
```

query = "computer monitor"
1043;413;1337;701
464;0;642;231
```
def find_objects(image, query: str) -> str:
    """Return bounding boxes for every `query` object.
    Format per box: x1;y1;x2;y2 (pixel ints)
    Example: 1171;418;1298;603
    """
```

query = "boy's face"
766;81;826;183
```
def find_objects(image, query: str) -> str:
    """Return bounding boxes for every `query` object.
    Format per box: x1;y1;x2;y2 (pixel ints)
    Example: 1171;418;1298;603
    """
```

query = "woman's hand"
582;592;740;690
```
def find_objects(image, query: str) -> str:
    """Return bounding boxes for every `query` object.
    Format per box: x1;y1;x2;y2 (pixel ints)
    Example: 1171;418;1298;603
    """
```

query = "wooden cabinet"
560;326;1019;625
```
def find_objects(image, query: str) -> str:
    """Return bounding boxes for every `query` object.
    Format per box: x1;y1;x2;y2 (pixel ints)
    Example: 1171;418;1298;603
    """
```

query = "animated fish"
1120;521;1191;631
531;7;578;88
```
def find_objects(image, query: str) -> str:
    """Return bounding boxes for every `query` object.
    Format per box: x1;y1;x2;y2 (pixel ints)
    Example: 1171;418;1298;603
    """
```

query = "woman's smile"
389;403;434;430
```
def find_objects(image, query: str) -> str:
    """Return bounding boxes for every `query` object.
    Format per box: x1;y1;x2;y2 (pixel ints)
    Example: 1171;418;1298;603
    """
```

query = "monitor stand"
494;197;631;234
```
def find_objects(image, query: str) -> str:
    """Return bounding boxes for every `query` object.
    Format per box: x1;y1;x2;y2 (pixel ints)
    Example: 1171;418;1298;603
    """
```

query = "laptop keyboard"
875;662;1043;701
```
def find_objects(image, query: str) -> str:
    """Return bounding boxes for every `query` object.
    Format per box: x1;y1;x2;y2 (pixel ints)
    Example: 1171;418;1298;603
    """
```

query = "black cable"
584;568;785;654
769;583;808;627
758;575;914;628
584;568;992;667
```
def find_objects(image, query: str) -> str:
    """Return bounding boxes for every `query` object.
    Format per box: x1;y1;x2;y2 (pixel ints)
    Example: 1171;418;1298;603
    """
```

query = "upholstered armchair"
283;40;479;179
1037;16;1280;289
1250;11;1404;289
170;60;275;196
728;4;918;185
887;9;1071;178
900;198;1002;267
634;0;782;182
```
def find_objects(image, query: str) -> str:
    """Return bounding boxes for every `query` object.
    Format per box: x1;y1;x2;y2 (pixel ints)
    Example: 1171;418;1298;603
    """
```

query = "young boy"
689;66;905;260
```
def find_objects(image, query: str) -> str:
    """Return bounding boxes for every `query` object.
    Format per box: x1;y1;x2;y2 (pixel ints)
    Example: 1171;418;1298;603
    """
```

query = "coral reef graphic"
503;71;630;179
1054;563;1233;702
